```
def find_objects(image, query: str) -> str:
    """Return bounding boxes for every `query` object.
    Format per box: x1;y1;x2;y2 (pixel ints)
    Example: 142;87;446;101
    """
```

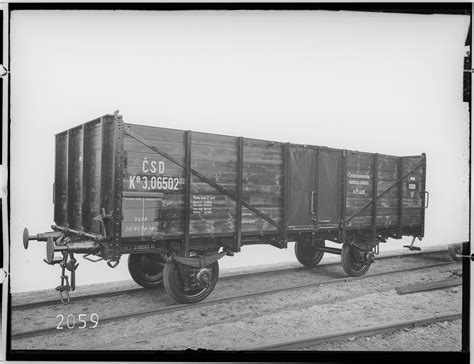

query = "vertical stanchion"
420;153;427;238
398;157;404;238
341;150;347;244
79;124;85;230
235;136;243;252
282;143;290;246
111;114;124;261
184;130;192;257
314;147;320;231
372;153;378;243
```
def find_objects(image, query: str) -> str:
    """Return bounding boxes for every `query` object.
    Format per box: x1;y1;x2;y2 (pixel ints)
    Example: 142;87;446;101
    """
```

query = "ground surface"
10;247;464;352
302;319;462;351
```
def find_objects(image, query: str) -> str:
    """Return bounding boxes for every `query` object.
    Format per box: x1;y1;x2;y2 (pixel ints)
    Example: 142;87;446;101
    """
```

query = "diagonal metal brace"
124;126;281;230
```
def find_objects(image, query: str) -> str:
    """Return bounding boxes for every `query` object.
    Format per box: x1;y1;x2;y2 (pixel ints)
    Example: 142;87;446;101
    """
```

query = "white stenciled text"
56;313;99;330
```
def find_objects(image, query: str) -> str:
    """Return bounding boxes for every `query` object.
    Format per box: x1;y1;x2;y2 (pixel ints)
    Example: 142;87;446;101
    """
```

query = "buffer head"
46;236;55;264
23;228;29;250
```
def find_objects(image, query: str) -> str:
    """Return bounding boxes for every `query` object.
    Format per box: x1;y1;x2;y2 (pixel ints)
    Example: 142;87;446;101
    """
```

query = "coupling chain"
56;265;71;305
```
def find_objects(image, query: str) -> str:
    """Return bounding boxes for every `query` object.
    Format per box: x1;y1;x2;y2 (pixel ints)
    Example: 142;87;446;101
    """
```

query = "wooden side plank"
54;131;69;226
68;126;84;229
82;120;103;232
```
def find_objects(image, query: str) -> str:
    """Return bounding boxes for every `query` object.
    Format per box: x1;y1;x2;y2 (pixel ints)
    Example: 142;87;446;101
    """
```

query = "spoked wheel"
295;239;325;268
128;253;167;288
341;243;371;277
163;259;219;304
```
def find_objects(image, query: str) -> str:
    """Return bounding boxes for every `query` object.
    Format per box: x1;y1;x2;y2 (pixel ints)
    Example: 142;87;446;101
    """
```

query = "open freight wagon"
24;112;429;304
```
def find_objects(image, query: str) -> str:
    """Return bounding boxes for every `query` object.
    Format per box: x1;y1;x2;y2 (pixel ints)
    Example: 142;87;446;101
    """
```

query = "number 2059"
56;313;99;330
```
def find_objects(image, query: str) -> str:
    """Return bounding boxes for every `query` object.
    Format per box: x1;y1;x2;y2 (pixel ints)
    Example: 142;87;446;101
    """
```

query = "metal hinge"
0;268;9;284
0;65;9;77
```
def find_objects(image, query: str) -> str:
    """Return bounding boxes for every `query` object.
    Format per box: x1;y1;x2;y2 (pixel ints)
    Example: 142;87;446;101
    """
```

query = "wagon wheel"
341;243;371;277
294;239;325;268
163;259;219;304
128;253;166;288
448;244;462;261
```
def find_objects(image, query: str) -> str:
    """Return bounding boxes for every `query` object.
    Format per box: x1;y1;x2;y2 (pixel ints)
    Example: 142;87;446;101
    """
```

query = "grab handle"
310;191;316;215
423;191;429;209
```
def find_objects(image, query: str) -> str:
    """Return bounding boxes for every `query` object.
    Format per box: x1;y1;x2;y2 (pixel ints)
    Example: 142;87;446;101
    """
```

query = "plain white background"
9;10;470;292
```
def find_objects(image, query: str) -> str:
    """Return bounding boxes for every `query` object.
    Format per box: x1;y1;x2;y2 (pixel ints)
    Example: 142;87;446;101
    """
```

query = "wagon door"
287;146;316;229
317;149;342;228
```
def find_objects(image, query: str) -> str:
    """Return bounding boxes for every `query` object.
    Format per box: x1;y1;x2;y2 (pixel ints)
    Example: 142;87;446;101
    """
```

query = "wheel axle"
196;268;212;285
312;246;342;255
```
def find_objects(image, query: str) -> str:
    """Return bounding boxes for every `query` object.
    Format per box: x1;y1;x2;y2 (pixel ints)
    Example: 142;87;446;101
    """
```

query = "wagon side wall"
121;124;284;242
54;116;426;258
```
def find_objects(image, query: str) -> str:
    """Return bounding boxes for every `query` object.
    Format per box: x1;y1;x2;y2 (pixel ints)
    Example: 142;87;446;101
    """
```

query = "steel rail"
246;312;462;350
11;259;460;341
11;248;450;311
11;266;307;311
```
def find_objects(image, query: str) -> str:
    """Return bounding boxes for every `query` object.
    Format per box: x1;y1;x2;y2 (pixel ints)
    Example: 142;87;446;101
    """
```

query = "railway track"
246;312;462;350
11;247;451;311
11;265;305;311
11;255;460;341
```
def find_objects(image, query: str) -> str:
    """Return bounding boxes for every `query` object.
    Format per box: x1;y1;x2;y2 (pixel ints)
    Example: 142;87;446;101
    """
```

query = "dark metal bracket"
0;65;9;77
83;253;104;263
403;236;422;251
173;251;227;269
423;191;430;208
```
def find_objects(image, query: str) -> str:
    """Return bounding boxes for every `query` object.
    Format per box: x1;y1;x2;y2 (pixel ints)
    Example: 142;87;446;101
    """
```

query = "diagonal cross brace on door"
345;161;424;224
124;126;282;231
